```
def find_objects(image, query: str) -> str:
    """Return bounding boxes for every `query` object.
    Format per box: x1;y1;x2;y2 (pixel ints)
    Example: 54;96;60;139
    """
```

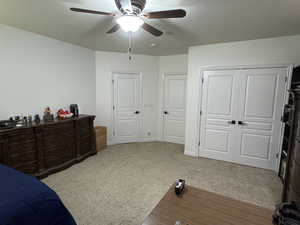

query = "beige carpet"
43;142;281;225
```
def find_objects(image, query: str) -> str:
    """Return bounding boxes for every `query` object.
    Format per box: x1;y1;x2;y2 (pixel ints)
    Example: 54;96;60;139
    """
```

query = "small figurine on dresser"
43;106;54;122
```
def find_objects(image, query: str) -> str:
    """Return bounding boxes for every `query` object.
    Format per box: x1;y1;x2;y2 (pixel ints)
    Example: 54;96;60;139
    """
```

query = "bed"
0;164;77;225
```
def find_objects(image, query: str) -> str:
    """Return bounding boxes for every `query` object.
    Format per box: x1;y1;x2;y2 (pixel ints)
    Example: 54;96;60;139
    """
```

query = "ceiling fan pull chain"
128;31;132;60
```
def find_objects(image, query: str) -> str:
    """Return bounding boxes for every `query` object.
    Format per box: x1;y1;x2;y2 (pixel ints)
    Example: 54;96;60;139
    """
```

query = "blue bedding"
0;164;77;225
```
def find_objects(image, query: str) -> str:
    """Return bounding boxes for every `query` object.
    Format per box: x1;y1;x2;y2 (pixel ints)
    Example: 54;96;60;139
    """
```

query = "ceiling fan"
70;0;187;37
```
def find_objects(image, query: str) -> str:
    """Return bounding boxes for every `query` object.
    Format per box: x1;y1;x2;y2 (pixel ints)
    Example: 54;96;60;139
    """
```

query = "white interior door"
113;73;141;143
235;68;286;170
162;74;187;144
199;70;240;162
200;68;287;170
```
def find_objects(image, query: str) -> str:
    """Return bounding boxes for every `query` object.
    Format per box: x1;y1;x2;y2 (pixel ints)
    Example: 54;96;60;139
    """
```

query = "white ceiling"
1;0;300;56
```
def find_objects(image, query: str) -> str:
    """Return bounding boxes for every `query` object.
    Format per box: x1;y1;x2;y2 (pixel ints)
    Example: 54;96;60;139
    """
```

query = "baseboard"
107;138;158;146
156;137;163;142
139;138;158;142
184;149;198;157
107;140;114;146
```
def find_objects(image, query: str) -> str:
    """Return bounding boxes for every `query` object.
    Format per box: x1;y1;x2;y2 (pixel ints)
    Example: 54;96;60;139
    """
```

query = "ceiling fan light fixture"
116;15;144;32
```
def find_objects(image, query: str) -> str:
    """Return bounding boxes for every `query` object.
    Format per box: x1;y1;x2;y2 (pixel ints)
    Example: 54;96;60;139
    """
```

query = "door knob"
164;111;169;115
238;121;246;125
135;111;140;114
228;120;236;124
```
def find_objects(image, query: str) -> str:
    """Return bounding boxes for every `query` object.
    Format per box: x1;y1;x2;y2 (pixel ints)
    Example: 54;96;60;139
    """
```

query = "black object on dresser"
0;115;96;179
70;104;79;117
280;66;300;207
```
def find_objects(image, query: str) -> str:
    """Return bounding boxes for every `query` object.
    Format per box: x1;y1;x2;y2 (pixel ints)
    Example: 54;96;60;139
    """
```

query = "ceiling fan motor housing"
115;0;146;15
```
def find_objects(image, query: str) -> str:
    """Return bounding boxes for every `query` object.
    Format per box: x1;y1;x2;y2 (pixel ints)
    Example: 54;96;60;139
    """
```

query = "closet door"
162;74;187;144
234;68;286;170
113;73;141;143
199;70;240;162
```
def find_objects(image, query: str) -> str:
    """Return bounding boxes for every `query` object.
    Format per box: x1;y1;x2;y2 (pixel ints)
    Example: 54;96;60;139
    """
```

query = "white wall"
0;24;96;119
0;24;188;147
95;51;159;144
157;55;188;140
185;35;300;156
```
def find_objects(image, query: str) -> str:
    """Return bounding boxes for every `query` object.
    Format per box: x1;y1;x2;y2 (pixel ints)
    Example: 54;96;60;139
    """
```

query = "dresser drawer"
4;129;38;175
38;121;76;169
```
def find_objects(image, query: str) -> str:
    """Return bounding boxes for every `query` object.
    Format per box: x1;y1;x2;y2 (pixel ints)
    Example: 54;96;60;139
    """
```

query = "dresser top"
0;114;95;133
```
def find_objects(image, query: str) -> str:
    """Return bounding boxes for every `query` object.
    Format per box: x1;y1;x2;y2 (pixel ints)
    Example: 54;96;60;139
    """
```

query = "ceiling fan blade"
144;9;186;19
70;8;115;16
141;23;163;37
106;24;120;34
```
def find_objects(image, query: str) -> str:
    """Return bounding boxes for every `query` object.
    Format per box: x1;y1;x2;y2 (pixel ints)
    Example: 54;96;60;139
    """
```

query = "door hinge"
113;131;115;136
198;141;201;146
200;110;202;116
285;76;288;83
112;79;115;84
113;106;115;110
276;153;280;159
201;78;204;83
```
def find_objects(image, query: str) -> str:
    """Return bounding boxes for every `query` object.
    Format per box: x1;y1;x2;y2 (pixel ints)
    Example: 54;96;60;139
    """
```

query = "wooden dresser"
0;115;96;178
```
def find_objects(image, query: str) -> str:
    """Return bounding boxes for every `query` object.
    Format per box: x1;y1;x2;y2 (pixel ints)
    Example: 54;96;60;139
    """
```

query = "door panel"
117;79;138;109
207;75;234;116
163;75;186;144
165;78;186;109
240;133;271;159
235;68;286;169
164;119;185;139
200;70;239;162
116;119;138;136
243;74;277;118
113;73;141;143
204;129;231;153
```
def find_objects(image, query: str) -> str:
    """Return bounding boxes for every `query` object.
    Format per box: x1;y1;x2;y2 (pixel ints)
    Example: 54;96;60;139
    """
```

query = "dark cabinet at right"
282;87;300;207
281;67;300;207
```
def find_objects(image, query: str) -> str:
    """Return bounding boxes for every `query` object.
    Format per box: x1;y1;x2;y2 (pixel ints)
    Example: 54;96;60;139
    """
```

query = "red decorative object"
57;109;73;119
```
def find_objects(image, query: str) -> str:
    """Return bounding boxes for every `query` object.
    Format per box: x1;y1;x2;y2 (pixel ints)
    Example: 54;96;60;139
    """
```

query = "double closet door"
199;68;287;170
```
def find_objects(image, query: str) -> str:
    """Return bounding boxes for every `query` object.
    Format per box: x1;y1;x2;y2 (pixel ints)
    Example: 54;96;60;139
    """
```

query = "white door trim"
111;71;143;144
161;72;187;144
195;64;294;172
